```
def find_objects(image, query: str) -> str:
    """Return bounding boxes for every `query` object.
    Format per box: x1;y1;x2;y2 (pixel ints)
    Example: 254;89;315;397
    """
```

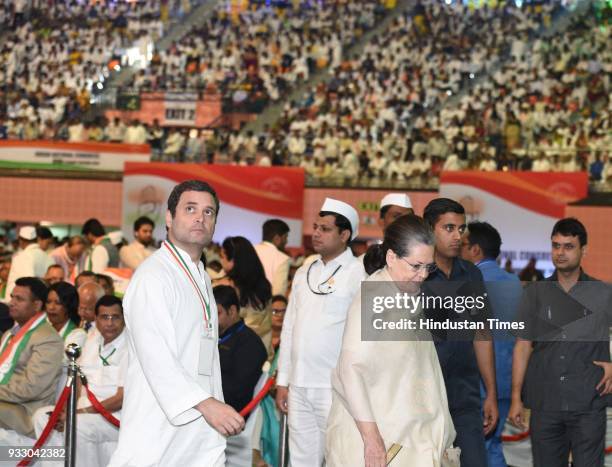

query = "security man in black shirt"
509;217;612;467
213;285;268;417
423;198;498;467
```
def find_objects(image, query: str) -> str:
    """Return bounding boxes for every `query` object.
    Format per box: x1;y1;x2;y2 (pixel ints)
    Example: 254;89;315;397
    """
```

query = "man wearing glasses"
275;198;366;467
33;295;127;466
423;198;498;467
270;295;288;351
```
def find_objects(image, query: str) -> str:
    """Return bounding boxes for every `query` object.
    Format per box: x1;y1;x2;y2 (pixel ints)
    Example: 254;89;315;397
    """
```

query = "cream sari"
326;268;456;466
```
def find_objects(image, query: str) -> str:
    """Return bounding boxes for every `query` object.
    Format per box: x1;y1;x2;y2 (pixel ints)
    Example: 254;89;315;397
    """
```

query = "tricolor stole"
0;313;46;384
59;320;77;341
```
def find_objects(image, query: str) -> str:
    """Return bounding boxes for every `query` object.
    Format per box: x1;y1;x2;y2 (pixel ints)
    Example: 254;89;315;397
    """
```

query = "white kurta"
276;248;366;389
108;244;225;467
34;330;128;467
5;244;53;298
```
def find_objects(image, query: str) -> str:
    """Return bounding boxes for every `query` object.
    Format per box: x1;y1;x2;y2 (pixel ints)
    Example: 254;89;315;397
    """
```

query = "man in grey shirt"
509;217;612;467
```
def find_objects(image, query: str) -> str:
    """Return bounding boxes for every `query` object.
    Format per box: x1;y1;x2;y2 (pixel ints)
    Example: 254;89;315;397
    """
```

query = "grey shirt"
517;270;612;411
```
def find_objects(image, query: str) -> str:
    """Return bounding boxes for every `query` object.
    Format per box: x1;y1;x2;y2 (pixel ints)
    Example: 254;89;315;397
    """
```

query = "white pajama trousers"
288;386;332;467
32;405;119;467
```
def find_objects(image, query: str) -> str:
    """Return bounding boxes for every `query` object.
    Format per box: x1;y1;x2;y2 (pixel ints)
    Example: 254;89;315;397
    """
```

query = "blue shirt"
476;259;522;400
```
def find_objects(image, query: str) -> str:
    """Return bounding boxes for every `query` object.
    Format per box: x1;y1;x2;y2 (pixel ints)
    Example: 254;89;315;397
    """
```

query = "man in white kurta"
109;180;243;466
33;303;128;467
254;219;291;297
5;226;53;299
276;198;366;467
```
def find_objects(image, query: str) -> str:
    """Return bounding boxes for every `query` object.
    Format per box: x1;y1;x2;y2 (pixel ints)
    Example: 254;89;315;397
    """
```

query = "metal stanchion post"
64;343;81;467
278;412;288;467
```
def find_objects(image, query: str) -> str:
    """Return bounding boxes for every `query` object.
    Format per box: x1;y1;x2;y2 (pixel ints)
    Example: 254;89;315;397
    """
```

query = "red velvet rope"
83;384;120;428
17;386;70;467
501;431;531;442
79;374;276;426
239;377;275;417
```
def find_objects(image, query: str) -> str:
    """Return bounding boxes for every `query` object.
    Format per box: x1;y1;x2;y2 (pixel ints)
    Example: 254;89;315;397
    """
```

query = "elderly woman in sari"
326;215;456;467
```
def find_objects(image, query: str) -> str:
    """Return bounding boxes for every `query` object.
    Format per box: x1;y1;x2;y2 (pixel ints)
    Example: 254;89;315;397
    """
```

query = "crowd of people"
125;0;387;112
0;1;610;191
0;0;195;140
419;10;611;175
1;180;610;467
257;0;610;186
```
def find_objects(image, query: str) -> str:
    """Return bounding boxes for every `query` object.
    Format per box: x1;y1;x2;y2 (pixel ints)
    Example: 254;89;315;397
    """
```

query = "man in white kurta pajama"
276;198;366;467
109;180;244;466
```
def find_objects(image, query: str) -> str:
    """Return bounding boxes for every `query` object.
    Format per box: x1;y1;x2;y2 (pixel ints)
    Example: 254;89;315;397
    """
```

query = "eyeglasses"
272;308;286;315
399;257;437;274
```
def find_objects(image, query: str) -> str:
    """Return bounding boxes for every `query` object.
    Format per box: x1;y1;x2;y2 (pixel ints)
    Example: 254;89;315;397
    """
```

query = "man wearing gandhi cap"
5;226;53;299
276;198;366;466
379;193;414;231
360;194;414;267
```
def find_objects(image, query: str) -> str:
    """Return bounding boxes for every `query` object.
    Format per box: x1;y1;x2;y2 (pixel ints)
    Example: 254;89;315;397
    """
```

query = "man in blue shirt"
462;221;523;467
423;198;498;467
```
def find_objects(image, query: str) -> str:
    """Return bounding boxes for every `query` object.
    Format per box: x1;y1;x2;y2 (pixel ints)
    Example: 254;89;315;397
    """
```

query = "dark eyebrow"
185;201;215;209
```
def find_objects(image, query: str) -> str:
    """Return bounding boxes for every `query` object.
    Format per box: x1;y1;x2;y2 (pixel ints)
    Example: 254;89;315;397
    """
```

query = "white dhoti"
288;386;332;467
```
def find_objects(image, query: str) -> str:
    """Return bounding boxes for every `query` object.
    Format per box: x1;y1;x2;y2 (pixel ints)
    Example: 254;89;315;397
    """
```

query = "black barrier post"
278;412;289;467
64;343;81;467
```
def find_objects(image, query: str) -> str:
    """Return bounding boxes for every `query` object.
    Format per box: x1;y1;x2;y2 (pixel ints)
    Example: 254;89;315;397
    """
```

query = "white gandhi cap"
107;231;124;245
320;198;359;240
380;193;412;209
18;226;37;241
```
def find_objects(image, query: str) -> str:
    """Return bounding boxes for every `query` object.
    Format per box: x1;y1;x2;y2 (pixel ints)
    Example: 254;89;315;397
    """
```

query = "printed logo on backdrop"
440;172;588;276
122;163;305;246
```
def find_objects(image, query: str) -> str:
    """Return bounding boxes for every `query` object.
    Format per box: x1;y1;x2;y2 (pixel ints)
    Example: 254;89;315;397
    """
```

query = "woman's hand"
356;420;387;467
363;434;387;467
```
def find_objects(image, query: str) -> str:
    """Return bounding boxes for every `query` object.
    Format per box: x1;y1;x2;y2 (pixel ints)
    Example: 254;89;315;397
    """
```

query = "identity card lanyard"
164;241;212;335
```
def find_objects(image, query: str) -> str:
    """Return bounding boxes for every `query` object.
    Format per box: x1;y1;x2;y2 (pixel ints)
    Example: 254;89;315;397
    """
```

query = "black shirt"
424;257;490;411
517;270;612;411
218;320;268;416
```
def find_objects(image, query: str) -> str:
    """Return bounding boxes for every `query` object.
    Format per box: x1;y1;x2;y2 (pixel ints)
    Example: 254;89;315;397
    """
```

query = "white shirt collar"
98;329;126;352
166;241;203;268
313;247;354;268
